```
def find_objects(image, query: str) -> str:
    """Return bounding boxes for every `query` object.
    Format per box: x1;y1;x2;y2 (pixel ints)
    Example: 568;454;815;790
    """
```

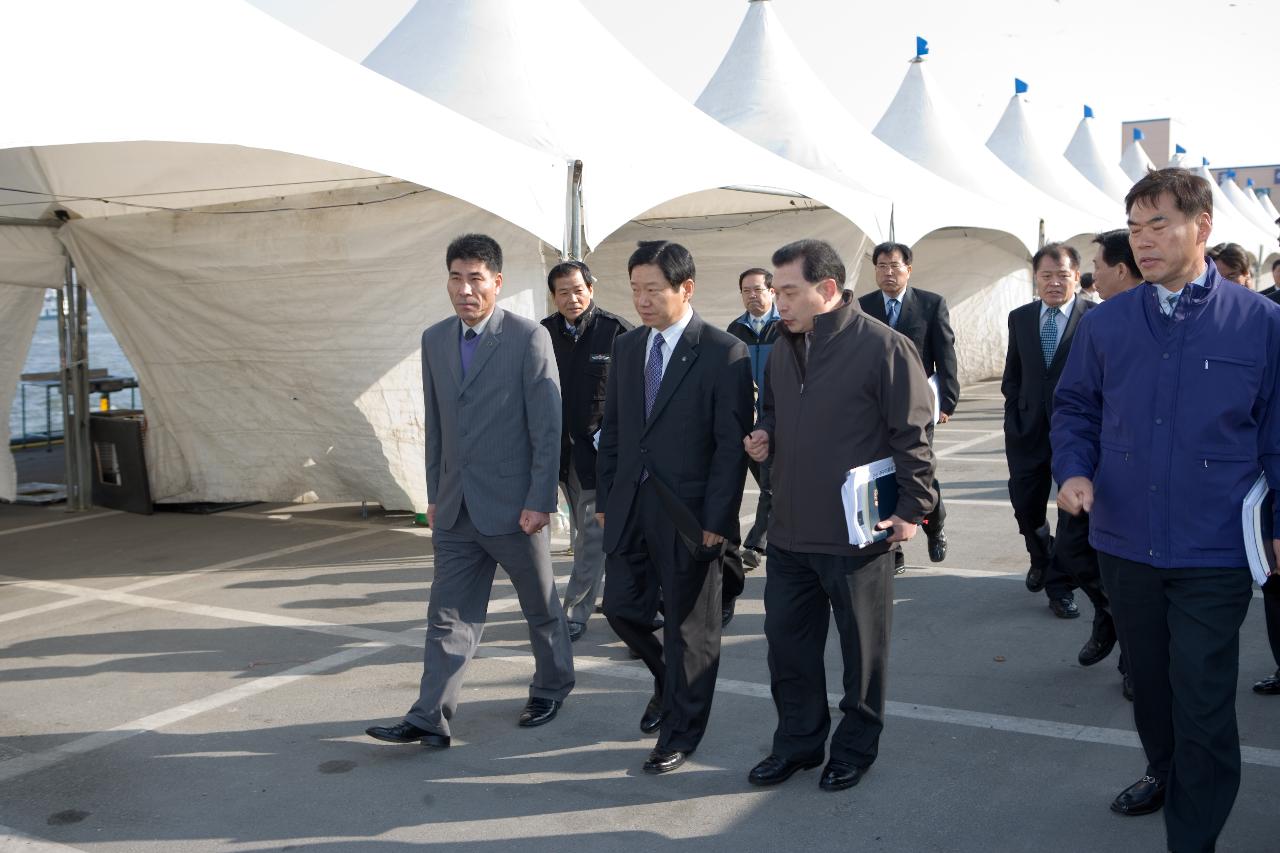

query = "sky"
249;0;1279;169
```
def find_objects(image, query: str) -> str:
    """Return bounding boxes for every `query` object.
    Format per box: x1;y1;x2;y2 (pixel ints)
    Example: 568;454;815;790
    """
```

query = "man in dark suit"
858;242;958;565
366;234;575;749
540;260;631;642
1001;242;1096;620
596;240;753;775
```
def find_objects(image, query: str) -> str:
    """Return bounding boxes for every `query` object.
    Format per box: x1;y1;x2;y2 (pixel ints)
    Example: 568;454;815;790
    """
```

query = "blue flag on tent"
1175;144;1186;154
1083;105;1094;118
1133;128;1145;141
916;36;928;57
1014;78;1028;94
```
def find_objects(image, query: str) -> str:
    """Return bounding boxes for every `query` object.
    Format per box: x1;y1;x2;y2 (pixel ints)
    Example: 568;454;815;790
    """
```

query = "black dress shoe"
643;748;689;774
1078;620;1117;666
1122;674;1134;702
742;548;761;571
1253;671;1280;695
1110;775;1165;815
748;754;823;787
722;598;736;628
518;697;562;727
1025;563;1046;592
567;621;586;642
640;694;664;734
365;720;450;748
927;530;948;563
1049;597;1080;619
818;760;866;791
893;549;906;575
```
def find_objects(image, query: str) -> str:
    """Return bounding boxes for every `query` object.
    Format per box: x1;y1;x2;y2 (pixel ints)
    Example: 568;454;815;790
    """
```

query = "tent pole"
72;260;92;509
59;255;92;511
888;204;895;244
565;160;584;260
56;271;78;509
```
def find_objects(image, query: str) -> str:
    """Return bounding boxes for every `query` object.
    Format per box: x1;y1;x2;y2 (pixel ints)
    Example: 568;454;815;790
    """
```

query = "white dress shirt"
645;305;694;380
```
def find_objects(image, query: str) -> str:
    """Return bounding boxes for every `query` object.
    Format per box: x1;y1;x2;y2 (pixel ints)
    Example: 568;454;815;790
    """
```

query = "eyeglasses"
740;286;771;295
875;263;907;272
1036;271;1076;284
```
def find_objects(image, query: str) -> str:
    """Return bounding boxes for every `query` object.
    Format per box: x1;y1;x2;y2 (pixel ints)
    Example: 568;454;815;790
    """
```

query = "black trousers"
744;457;772;551
763;544;893;769
1057;511;1125;672
603;481;723;753
1263;574;1280;671
1099;553;1252;853
1006;441;1078;600
923;422;947;535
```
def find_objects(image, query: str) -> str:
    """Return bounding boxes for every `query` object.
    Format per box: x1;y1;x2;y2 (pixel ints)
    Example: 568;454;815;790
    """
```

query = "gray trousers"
561;465;607;625
406;505;575;736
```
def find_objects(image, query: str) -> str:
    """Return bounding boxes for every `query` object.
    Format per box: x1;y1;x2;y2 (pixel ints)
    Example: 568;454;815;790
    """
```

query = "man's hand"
875;515;917;543
744;429;770;462
702;530;725;547
1271;539;1280;576
1057;477;1094;515
519;509;551;536
938;412;951;424
595;512;605;529
427;504;436;529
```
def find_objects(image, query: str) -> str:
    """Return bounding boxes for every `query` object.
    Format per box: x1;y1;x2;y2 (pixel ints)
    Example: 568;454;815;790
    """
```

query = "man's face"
1034;252;1078;308
739;273;773;315
773;258;835;334
1213;259;1252;289
1127;193;1211;288
874;249;911;296
1272;264;1280;287
552;270;592;323
1091;247;1133;301
447;258;501;324
630;263;692;331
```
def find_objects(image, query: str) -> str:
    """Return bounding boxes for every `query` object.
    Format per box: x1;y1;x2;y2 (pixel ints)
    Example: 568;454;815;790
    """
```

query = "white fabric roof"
1186;165;1275;252
1;0;568;245
1120;139;1156;183
986;92;1121;221
1222;177;1280;234
692;0;1038;249
1064;115;1134;202
1259;192;1280;224
872;60;1105;240
363;0;892;249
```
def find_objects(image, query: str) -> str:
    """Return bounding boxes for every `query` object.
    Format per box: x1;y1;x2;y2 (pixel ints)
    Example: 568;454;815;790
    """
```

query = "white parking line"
0;510;122;538
0;822;89;851
934;429;1005;458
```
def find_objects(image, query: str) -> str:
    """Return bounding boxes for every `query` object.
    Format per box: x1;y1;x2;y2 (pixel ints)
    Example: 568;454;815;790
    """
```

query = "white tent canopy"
1221;175;1280;234
872;58;1106;241
1064;111;1135;202
1120;136;1157;183
693;0;1039;251
1258;191;1280;224
986;90;1122;222
363;0;892;253
1188;165;1276;253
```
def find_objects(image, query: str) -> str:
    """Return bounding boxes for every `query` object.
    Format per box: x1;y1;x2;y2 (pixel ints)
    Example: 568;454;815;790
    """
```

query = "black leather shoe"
365;721;450;748
567;621;586;642
1025;563;1047;592
1110;775;1165;815
927;530;948;563
640;694;664;734
818;760;866;791
518;698;562;728
722;598;736;628
742;548;761;571
893;549;906;575
1253;671;1280;695
1122;674;1134;702
1078;620;1117;666
748;754;823;787
1049;597;1080;619
643;748;689;774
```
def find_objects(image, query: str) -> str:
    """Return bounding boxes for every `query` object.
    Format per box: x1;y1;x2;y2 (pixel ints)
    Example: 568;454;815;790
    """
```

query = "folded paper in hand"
1242;473;1275;587
841;457;898;548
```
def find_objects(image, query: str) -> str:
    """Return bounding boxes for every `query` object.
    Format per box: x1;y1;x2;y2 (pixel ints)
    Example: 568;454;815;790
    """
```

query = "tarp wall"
59;185;549;511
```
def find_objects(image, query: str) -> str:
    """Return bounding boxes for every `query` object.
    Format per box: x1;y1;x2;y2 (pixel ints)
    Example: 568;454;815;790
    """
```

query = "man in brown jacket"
744;238;936;793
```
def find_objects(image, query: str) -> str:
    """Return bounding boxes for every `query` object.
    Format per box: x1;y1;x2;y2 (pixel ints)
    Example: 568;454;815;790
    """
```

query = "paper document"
928;375;941;425
841;457;899;548
1243;473;1275;586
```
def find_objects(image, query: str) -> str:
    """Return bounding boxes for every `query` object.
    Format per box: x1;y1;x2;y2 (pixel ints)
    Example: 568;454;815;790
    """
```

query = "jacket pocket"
1091;440;1134;539
1172;452;1255;555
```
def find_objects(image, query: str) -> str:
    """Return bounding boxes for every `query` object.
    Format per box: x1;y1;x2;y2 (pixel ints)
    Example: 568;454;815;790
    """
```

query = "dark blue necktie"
886;298;900;328
644;334;665;417
1040;307;1060;368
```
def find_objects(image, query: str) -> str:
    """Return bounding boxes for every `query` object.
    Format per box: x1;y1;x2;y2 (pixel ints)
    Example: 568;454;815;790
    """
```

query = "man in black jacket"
540;261;632;642
745;239;936;793
1002;242;1096;620
858;242;958;565
596;240;753;775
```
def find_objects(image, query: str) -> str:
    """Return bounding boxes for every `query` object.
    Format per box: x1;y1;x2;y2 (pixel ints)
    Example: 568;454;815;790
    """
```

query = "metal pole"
71;261;92;509
56;278;79;506
566;160;584;261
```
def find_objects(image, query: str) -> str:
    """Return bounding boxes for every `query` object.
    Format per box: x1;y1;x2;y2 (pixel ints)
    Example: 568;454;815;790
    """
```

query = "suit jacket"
596;311;753;554
421;305;562;537
858;287;960;415
1001;297;1095;451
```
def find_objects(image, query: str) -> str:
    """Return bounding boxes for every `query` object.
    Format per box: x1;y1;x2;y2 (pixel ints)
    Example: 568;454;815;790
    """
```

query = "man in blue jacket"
1053;168;1280;853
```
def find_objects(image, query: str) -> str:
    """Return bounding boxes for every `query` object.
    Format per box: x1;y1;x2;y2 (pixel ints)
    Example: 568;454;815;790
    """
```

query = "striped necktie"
886;298;900;328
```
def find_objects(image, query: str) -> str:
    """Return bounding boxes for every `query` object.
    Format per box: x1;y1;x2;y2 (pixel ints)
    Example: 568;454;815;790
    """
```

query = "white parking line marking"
0;510;122;538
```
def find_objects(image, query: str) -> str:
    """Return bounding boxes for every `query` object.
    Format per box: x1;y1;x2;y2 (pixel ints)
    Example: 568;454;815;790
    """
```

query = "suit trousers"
1263;574;1280;672
603;480;724;753
407;505;575;736
560;465;607;625
1099;553;1252;853
743;457;772;552
923;422;947;535
1057;511;1126;673
1006;440;1078;600
764;544;893;769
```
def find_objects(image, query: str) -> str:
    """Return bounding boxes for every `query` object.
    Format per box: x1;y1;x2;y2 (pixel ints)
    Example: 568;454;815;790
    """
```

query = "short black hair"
627;241;695;288
1092;229;1138;275
1208;242;1255;278
1272;258;1280;272
738;268;773;289
1032;242;1080;273
1080;272;1095;290
446;233;502;274
872;242;913;266
546;260;595;293
771;239;846;287
1125;168;1213;219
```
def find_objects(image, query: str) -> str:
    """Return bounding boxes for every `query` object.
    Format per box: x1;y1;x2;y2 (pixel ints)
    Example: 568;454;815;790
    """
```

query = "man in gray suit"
366;234;575;749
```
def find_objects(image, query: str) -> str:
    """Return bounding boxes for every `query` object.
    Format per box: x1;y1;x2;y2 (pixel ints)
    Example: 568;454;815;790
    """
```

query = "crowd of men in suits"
364;167;1280;853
